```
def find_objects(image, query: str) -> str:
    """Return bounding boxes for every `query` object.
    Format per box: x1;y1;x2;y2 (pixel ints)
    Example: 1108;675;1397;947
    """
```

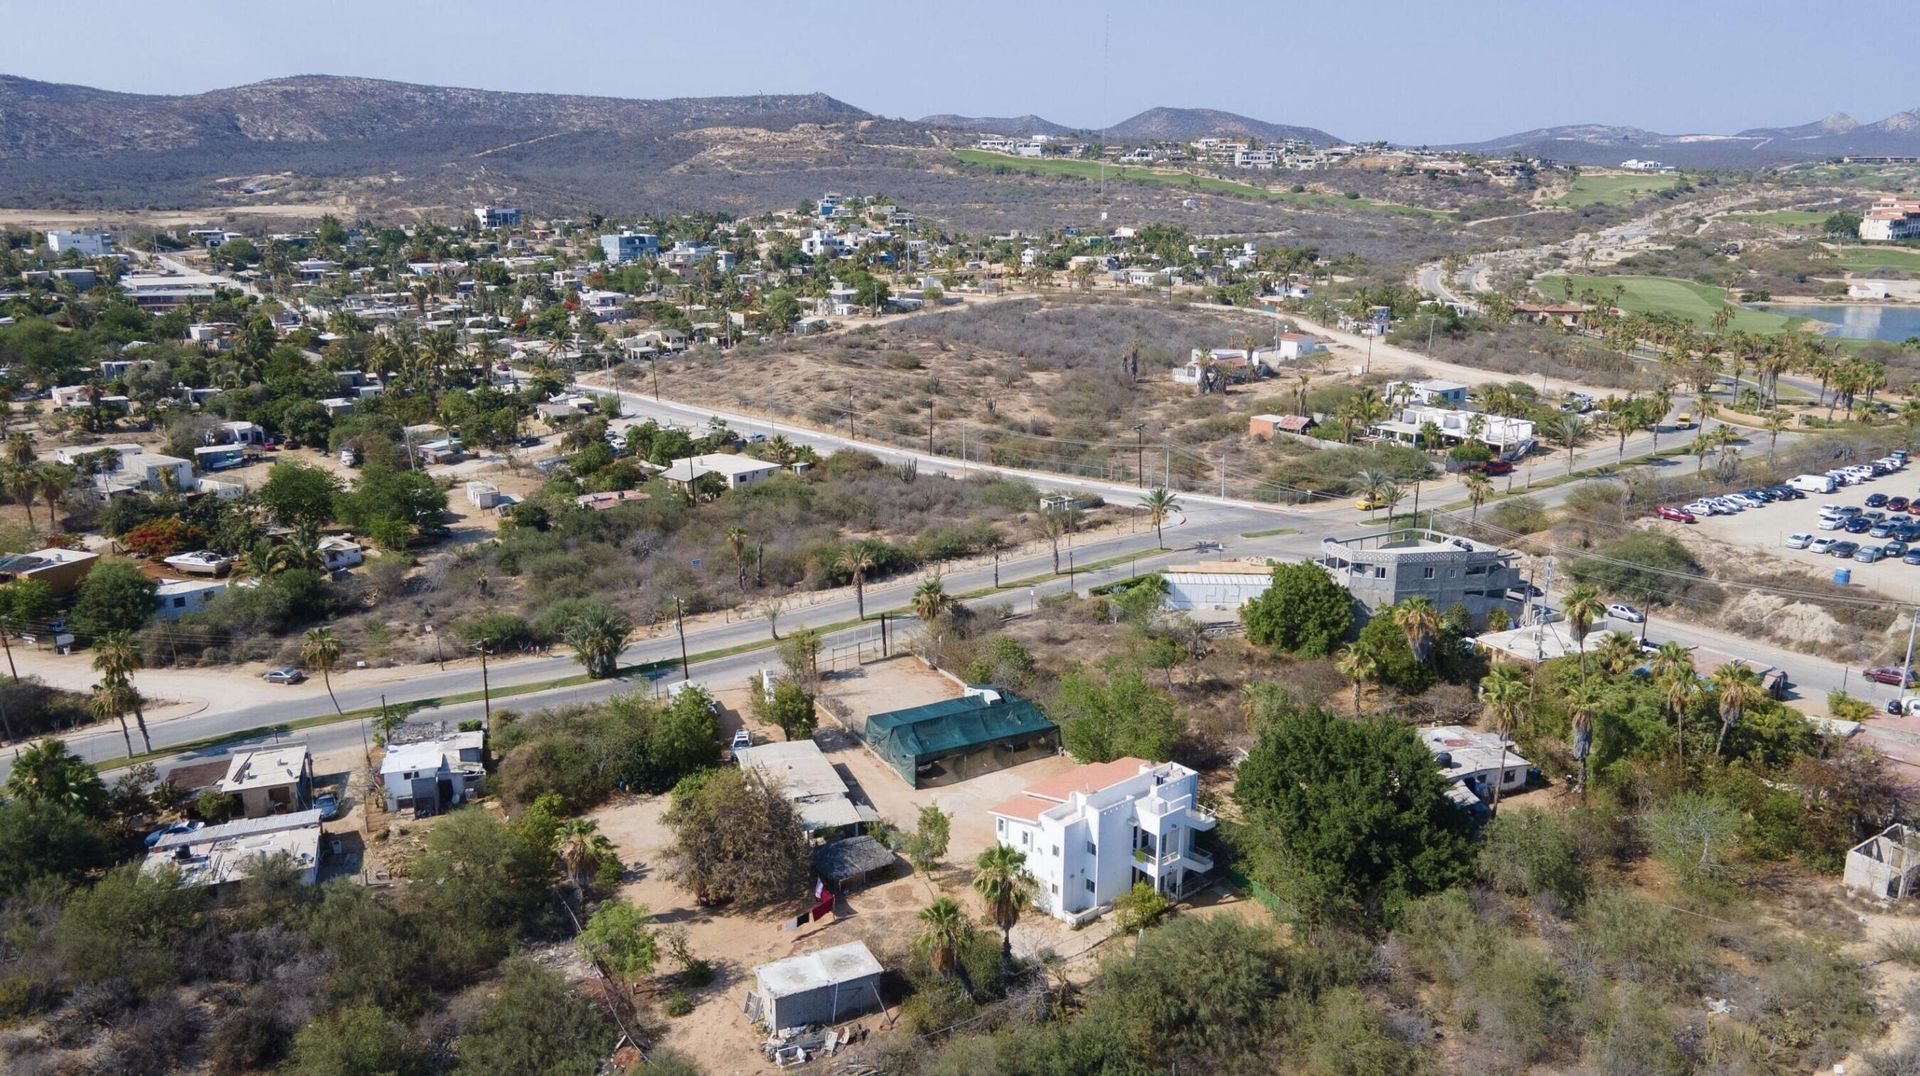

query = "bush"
120;516;204;559
1112;881;1169;933
70;559;159;639
1241;561;1353;657
663;989;694;1016
1475;810;1587;904
1567;531;1705;601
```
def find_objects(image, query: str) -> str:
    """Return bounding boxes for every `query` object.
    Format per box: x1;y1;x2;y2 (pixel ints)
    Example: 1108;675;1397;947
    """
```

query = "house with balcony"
987;757;1215;924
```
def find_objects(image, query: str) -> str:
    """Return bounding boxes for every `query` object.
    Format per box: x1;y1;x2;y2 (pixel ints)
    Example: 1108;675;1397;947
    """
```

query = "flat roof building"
747;941;885;1031
1418;725;1529;812
862;686;1059;788
144;809;322;889
0;547;97;595
737;739;877;837
659;453;782;490
1320;527;1520;626
1161;560;1273;613
217;743;314;819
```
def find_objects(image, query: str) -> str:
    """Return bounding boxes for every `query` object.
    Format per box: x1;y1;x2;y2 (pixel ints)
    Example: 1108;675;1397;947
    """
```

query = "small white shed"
747;941;885;1031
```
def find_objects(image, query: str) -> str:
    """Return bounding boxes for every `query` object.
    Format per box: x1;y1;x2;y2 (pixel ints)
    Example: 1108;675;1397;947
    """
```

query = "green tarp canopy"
863;689;1057;785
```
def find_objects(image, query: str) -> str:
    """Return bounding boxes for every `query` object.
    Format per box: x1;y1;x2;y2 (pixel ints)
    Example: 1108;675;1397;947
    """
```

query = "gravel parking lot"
1679;467;1920;602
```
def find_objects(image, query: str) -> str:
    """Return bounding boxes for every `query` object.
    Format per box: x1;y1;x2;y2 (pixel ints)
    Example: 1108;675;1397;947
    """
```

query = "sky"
1;0;1913;145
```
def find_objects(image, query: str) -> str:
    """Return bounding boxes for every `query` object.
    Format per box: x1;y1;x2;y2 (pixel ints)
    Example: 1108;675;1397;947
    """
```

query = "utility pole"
472;645;493;722
926;395;935;455
879;613;888;658
1133;423;1145;487
651;356;660;400
674;597;690;681
1068;551;1076;592
993;552;1000;588
847;389;855;440
1365;332;1374;373
0;620;16;682
1901;608;1919;701
1163;443;1171;488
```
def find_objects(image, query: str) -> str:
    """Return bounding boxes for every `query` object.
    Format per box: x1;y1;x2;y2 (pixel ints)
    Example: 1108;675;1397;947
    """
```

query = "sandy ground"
0;204;353;229
1679;472;1920;604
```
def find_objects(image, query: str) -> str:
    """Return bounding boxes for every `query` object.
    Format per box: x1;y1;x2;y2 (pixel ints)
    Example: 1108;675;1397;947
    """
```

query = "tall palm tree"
1392;596;1441;664
1562;584;1607;679
913;897;973;977
1334;646;1379;714
1032;507;1074;574
89;678;141;757
913;576;954;625
1591;631;1641;677
725;527;751;590
1140;487;1180;549
556;817;616;895
2;432;33;467
1477;665;1528;817
836;545;876;620
302;627;344;715
1567;679;1606;798
1463;471;1493;523
5;466;37;529
972;844;1036;959
1710;664;1766;758
90;633;150;752
33;465;70;530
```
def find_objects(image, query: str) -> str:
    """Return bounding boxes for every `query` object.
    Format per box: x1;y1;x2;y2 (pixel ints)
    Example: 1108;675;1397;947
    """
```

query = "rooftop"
865;687;1058;762
754;940;884;999
737;739;872;831
144;810;321;887
217;743;309;794
1419;725;1528;780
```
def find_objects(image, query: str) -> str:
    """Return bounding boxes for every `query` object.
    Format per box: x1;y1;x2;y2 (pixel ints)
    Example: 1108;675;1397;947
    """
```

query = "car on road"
1864;666;1919;687
263;666;306;685
1810;538;1836;554
1605;602;1646;623
315;791;340;821
1655;505;1695;523
1868;493;1890;508
1784;533;1813;549
1831;541;1861;558
1481;459;1514;476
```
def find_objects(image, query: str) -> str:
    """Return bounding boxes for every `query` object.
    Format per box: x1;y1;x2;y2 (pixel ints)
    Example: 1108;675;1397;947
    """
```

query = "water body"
1755;302;1920;343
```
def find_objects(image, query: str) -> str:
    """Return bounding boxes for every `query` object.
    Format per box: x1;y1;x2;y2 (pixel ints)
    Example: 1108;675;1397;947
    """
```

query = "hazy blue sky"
2;0;1911;143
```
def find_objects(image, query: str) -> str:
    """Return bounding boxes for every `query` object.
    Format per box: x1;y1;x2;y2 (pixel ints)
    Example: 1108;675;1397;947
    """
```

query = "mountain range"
918;107;1340;145
1442;108;1920;167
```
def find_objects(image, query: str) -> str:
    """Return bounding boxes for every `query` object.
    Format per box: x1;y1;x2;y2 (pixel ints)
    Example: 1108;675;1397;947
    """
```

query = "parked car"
1810;538;1836;554
1864;666;1918;687
1890;497;1910;513
1684;500;1719;516
1831;541;1862;558
1904;548;1920;565
1872;522;1897;538
1655;505;1695;523
1605;602;1646;623
1887;542;1909;559
1818;516;1844;531
1868;493;1890;508
315;792;340;821
1770;485;1805;500
1846;518;1874;534
1857;545;1885;564
1784;533;1813;549
263;666;306;685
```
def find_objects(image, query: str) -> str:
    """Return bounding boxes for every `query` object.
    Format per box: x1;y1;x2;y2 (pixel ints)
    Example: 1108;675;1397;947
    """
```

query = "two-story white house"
987;757;1215;924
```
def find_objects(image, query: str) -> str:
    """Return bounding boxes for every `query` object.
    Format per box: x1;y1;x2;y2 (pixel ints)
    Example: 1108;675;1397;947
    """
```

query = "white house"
660;453;782;490
96;452;196;497
1375;404;1533;453
144;810;322;890
154;577;227;620
217;743;314;819
46;230;112;257
1265;331;1323;361
380;732;486;814
1385;378;1470;408
988;757;1216;924
1419;725;1530;811
318;536;364;571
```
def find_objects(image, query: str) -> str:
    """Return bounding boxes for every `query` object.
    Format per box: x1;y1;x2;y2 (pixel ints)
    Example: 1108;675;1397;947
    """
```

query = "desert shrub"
1476;810;1587;904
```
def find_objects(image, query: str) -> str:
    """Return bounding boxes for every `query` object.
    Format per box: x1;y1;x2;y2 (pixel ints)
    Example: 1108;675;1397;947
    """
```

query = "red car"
1655;505;1696;523
1864;666;1918;687
1481;459;1514;476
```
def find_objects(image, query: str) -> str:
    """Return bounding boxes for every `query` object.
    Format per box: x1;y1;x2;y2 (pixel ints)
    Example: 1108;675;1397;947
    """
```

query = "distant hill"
1104;107;1339;145
917;114;1081;137
0;74;869;158
1448;107;1920;167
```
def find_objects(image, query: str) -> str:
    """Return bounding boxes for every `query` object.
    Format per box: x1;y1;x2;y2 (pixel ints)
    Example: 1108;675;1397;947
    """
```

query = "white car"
1711;497;1745;513
1684;500;1718;516
1606;603;1646;623
1731;494;1764;509
1810;537;1836;554
1818;517;1844;531
1784;533;1813;549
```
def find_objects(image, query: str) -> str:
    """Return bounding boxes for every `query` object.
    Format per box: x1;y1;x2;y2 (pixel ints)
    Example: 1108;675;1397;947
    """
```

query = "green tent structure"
862;687;1060;788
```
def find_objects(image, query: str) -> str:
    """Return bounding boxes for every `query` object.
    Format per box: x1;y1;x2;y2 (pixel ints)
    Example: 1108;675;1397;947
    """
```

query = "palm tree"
1392;596;1442;664
725;527;750;589
1140;487;1180;549
90;633;151;752
33;465;70;529
1544;413;1587;472
913;576;954;625
1592;631;1641;677
5;466;37;529
1567;679;1606;798
302;627;344;715
1562;584;1606;679
913;897;973;977
1710;663;1766;758
1334;646;1379;713
972;844;1036;958
1477;665;1528;817
89;677;142;757
1032;507;1074;573
1463;471;1493;523
556;817;616;895
4;738;103;809
1763;410;1790;463
836;545;877;620
566;607;634;679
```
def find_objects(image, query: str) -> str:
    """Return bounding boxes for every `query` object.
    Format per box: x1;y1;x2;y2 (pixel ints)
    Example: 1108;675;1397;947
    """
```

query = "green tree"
762;678;817;740
0;798;109;895
556;817;617;895
652;684;723;777
1111;879;1171;933
69;559;159;638
1642;792;1742;884
1234;697;1469;927
578;900;659;986
1711;663;1767;758
1562;583;1607;679
1477;810;1587;904
1391;596;1442;664
335;463;448;549
407;809;552;973
972;843;1035;957
302;626;344;714
5;738;107;816
905;803;953;872
836;544;877;620
914;896;973;977
55;864;205;989
287;1004;420;1076
1051;664;1184;763
1240;561;1353;656
913;575;955;624
258;459;341;528
1476;665;1529;817
564;603;632;678
91;630;151;751
662;767;810;905
1140;486;1180;548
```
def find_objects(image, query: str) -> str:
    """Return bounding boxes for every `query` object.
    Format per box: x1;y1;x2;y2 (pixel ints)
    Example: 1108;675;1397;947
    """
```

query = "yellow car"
1355;496;1386;511
1674;411;1694;428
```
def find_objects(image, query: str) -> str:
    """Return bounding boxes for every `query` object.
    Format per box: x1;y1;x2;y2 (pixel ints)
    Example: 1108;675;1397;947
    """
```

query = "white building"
95;452;196;497
1162;560;1273;612
660;453;783;490
736;739;876;837
1263;331;1323;361
988;757;1216;925
473;206;522;229
1374;404;1533;453
154;577;228;620
1418;725;1529;811
1385;378;1469;408
380;732;486;814
46;230;113;257
1862;197;1920;242
144;810;322;890
216;743;315;818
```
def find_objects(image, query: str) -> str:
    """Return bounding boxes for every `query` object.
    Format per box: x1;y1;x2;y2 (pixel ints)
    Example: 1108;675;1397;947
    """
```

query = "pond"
1753;302;1920;343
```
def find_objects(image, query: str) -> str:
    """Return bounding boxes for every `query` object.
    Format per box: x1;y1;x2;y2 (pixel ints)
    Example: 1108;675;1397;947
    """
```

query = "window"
1086;841;1097;856
1051;845;1060;858
1085;879;1096;894
1422;566;1436;579
1050;883;1059;894
996;819;1005;833
1373;566;1386;579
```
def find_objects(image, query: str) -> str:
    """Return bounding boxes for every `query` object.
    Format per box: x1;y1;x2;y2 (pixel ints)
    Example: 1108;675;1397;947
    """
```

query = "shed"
748;941;885;1031
862;687;1058;788
1844;824;1920;900
811;835;897;889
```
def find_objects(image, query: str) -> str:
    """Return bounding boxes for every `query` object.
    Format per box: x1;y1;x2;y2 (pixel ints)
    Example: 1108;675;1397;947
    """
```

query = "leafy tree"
0;798;109;895
1476;810;1587;904
287;1004;420;1076
1051;664;1183;763
1235;697;1469;927
761;678;817;740
5;738;107;816
258;459;341;528
1111;879;1171;933
406;809;552;974
777;626;822;684
1641;793;1742;885
55;864;205;989
578;900;659;986
973;843;1035;957
0;577;57;638
662;767;810;905
905;803;952;872
70;559;159;638
651;684;723;776
1241;561;1353;656
334;463;447;549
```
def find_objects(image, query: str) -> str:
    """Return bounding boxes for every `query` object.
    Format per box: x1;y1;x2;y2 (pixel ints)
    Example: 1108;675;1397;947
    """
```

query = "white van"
1789;473;1837;494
